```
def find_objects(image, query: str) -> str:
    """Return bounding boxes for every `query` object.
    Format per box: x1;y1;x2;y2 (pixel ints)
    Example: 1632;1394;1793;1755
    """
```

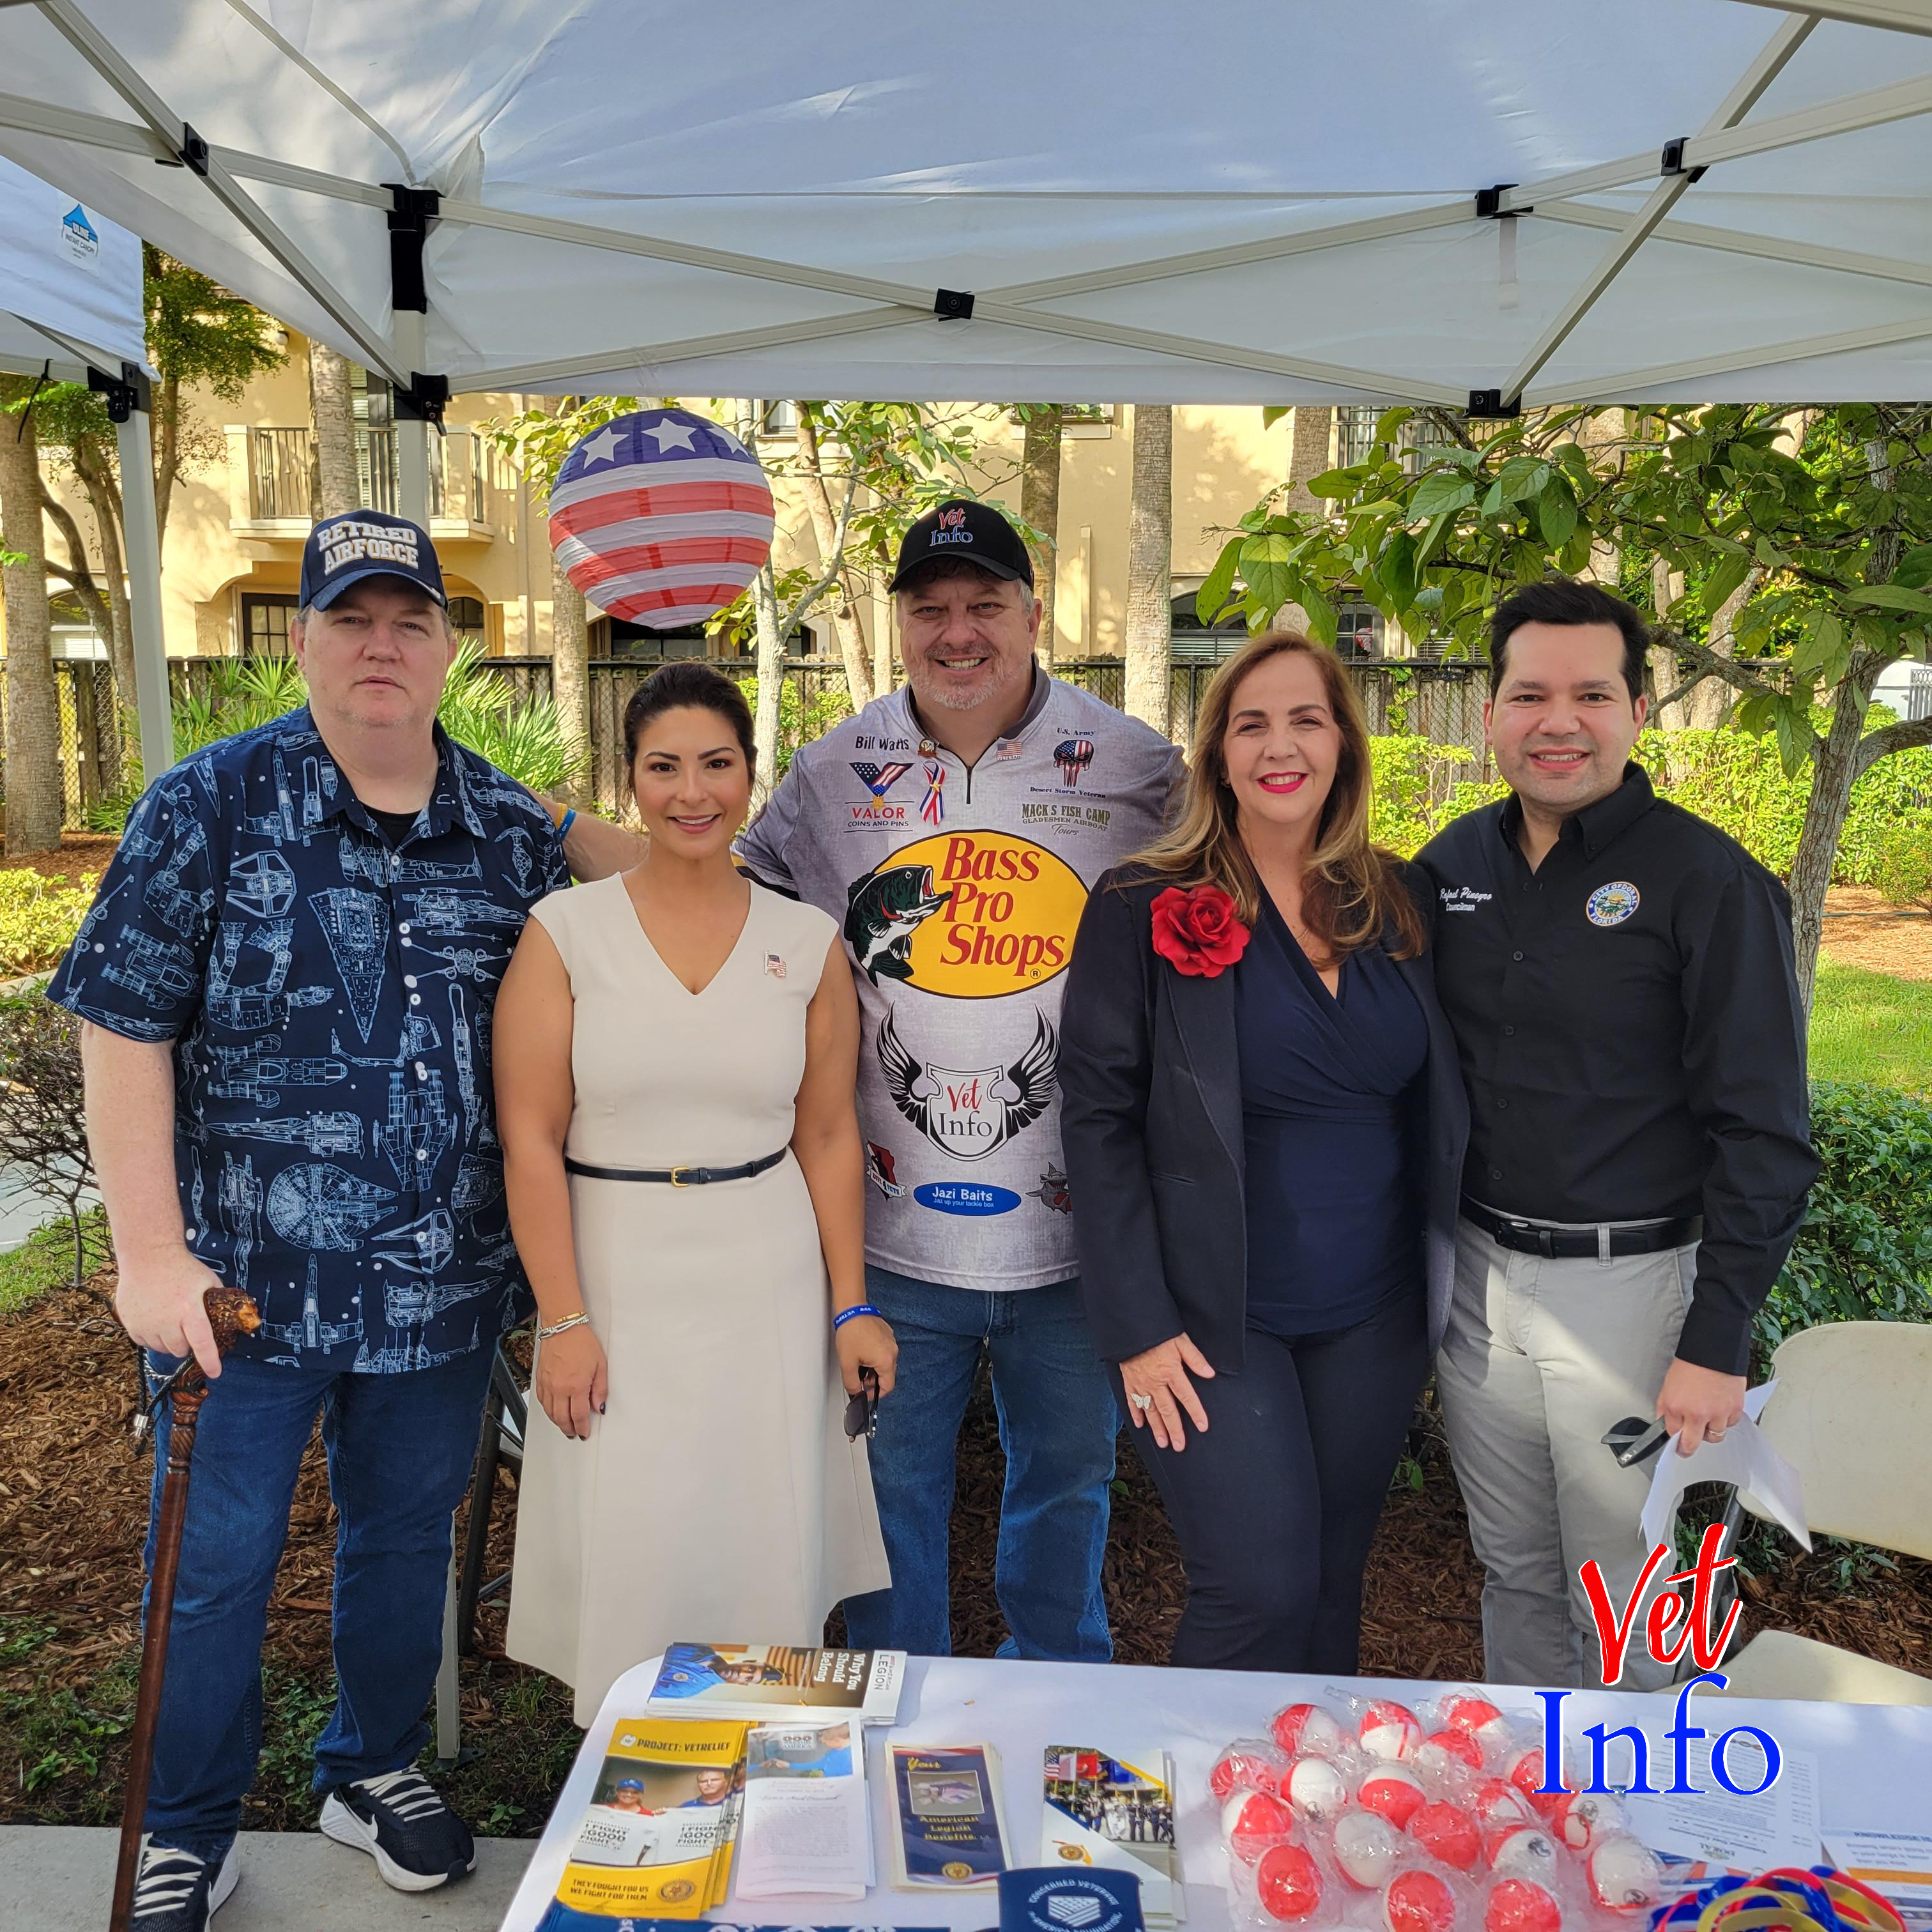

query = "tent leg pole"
114;407;172;788
392;311;432;527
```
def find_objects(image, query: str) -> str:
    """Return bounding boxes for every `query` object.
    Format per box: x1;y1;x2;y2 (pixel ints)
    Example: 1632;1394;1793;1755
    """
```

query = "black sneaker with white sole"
130;1839;239;1929
319;1769;475;1892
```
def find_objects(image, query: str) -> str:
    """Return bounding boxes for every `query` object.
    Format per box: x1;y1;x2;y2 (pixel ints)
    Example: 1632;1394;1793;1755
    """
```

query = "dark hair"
620;661;755;778
1489;578;1650;703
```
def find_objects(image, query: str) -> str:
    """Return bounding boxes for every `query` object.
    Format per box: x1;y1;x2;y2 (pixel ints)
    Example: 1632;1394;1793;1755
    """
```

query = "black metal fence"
1;650;1496;829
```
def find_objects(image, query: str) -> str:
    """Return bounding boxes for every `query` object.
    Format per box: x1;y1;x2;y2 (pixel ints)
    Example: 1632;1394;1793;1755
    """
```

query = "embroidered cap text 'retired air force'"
298;509;448;612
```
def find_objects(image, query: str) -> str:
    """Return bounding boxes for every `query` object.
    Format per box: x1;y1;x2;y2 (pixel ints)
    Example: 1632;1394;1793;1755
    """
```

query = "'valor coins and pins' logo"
1053;738;1096;789
851;760;913;799
878;1007;1058;1162
1586;880;1641;927
841;832;1087;999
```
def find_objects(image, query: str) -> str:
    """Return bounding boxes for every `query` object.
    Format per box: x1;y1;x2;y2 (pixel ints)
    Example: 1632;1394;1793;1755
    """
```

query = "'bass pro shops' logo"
841;831;1087;997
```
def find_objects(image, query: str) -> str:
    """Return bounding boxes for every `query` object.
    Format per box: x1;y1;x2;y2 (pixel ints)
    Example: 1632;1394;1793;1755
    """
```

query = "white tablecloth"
500;1655;1932;1931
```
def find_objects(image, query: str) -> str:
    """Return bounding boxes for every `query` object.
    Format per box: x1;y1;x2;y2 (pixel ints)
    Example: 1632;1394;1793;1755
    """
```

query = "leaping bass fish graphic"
843;862;953;984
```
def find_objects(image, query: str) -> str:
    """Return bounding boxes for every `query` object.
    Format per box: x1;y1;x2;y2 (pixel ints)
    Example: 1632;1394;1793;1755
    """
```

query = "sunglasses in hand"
844;1366;880;1442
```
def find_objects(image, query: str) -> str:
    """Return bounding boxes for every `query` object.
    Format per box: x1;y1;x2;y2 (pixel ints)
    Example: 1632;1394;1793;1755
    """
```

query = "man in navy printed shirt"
48;511;602;1929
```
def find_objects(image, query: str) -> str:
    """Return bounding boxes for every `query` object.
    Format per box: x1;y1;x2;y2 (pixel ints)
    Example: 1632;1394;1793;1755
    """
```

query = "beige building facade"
15;334;1393;670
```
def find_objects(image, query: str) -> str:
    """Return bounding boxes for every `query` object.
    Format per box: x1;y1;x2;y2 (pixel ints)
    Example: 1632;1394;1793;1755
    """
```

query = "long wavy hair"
1126;631;1425;962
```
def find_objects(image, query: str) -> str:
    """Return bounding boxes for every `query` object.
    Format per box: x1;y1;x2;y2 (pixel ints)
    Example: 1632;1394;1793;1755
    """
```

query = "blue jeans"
140;1344;493;1859
841;1268;1116;1661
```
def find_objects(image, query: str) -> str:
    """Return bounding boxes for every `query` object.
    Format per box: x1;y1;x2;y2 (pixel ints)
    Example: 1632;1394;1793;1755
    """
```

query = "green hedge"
0;871;101;977
1367;729;1932;879
1762;1080;1932;1360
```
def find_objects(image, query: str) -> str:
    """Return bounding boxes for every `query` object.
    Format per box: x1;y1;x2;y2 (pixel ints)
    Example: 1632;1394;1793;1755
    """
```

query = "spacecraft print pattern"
49;706;568;1372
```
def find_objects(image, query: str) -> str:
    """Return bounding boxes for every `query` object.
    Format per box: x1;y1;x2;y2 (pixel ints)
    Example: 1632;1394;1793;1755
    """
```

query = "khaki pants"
1436;1217;1696;1690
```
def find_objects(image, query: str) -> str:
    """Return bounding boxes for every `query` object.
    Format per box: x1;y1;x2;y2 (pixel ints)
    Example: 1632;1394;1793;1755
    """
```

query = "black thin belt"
564;1149;788;1188
1460;1197;1701;1259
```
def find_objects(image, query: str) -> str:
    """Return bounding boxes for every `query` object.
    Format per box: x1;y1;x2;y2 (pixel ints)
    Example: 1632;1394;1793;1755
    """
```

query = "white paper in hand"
1639;1383;1811;1554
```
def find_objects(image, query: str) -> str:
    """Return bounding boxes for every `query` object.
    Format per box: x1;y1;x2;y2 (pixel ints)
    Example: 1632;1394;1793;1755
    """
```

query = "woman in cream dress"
494;663;893;1725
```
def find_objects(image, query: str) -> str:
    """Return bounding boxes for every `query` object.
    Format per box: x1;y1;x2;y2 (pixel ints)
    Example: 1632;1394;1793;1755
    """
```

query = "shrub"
1869;818;1932;917
1761;1080;1932;1365
0;871;101;976
1367;737;1506;858
732;673;855;782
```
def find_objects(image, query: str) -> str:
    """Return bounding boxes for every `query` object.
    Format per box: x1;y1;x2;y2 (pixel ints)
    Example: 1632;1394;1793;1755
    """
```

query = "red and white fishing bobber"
1361;1699;1425;1761
1407;1801;1482;1872
1284;1755;1350;1823
1257;1842;1326;1923
1271;1702;1346;1760
1223;1791;1294;1864
1384;1869;1460;1932
1485;1878;1563;1932
1585;1836;1662;1913
1485;1825;1560;1883
1547;1790;1628;1853
1416;1728;1486;1778
1211;1744;1287;1801
1470;1779;1538;1834
1335;1811;1409;1891
1360;1765;1428;1830
1439;1696;1514;1762
1502;1746;1572;1818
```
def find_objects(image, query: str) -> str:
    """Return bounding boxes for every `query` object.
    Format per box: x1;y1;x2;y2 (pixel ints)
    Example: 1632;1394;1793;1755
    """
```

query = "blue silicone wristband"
557;808;577;840
833;1303;881;1331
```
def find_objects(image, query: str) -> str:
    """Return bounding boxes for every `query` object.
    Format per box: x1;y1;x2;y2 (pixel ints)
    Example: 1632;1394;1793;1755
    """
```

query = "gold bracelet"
537;1311;590;1341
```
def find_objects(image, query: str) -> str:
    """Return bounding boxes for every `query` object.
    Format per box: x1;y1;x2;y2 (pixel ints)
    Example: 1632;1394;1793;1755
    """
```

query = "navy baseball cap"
888;498;1034;593
299;509;447;613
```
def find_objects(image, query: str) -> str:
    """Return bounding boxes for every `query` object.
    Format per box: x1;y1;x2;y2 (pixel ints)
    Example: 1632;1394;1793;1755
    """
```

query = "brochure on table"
496;1654;1932;1932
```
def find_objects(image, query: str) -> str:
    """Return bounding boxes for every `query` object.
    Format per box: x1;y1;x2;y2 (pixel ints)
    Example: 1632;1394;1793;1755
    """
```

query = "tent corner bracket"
396;373;449;431
1475;185;1529;218
178;124;208;176
384;184;442;314
933;288;975;319
1660;137;1708;183
87;360;151;424
1467;388;1521;420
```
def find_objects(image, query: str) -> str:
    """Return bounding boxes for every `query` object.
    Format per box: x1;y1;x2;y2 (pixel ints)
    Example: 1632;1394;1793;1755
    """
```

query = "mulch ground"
3;833;120;887
1818;886;1932;982
4;1277;1929;1835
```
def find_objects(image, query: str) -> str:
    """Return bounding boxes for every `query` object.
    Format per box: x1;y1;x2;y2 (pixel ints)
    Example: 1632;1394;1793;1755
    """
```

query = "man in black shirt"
1418;578;1816;1690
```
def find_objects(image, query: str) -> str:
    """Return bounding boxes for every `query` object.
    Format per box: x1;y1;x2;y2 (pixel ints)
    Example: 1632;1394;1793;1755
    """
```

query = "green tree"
1202;403;1932;1004
0;374;65;854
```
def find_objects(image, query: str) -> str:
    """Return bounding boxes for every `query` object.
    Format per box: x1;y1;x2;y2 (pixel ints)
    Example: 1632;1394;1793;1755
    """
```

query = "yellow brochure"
553;1717;749;1919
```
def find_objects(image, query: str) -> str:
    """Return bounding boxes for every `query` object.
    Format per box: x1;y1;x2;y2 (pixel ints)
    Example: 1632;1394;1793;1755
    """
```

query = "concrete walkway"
0;1828;533;1930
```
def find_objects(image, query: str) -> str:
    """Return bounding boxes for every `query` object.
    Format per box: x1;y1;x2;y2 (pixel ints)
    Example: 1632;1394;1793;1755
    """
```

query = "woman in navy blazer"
1059;632;1468;1673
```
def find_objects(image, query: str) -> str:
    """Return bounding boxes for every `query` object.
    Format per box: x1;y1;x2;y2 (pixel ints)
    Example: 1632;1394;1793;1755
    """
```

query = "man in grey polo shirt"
738;499;1182;1659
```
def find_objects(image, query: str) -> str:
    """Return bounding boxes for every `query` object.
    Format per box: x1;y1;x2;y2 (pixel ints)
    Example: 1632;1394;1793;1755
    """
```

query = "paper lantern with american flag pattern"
547;408;775;629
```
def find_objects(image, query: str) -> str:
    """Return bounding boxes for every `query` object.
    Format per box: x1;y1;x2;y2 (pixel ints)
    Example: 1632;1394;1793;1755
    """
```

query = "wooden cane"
109;1289;261;1932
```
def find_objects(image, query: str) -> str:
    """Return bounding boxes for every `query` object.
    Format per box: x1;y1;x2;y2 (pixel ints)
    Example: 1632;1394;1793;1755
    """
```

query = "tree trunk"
1020;408;1063;651
1685;574;1752;732
1788;654;1884;1011
792;412;873;710
0;388;69;854
1124;403;1172;736
153;372;179;556
73;450;138;787
1647;556;1690;728
873;599;894;698
307;341;360;519
749;556;784;807
548;548;591;803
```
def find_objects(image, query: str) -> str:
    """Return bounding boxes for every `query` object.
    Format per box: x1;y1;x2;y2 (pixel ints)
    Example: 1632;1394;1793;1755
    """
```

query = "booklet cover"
735;1722;873;1901
891;1744;1010;1889
550;1717;749;1920
1041;1745;1181;1925
646;1642;906;1725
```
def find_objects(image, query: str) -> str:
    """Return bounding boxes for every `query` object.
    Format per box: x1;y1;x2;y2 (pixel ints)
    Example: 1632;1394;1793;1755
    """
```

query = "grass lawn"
0;1208;108;1318
1809;958;1932;1092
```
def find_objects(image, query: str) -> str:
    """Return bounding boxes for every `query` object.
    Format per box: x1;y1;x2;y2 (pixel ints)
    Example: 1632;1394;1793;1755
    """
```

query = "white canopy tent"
0;0;1928;437
0;155;171;785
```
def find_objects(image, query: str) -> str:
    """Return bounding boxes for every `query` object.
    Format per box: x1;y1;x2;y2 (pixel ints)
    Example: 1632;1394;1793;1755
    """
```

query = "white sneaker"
130;1838;240;1928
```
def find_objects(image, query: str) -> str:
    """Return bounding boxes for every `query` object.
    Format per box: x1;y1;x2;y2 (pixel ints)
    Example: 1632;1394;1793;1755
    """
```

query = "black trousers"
1117;1291;1428;1674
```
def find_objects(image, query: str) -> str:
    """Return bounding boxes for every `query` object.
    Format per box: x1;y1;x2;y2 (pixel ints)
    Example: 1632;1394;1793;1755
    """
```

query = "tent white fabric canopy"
0;155;171;784
0;0;1928;419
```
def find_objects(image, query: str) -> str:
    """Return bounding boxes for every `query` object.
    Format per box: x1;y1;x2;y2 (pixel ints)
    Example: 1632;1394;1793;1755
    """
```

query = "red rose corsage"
1149;884;1250;978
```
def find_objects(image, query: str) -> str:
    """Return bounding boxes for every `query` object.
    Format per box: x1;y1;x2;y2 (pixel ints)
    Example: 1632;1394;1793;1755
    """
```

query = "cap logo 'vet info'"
932;505;974;545
320;521;422;576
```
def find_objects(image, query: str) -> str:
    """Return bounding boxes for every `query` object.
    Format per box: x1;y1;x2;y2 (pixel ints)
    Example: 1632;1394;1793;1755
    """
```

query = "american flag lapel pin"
764;953;786;978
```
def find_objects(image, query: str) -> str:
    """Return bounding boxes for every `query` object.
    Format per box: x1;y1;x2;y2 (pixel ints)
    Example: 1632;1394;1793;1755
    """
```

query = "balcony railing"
246;426;493;524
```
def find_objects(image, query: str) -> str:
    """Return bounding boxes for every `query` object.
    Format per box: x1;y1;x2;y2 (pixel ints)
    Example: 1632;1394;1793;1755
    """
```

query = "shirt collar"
1498;762;1655;860
294;706;481;839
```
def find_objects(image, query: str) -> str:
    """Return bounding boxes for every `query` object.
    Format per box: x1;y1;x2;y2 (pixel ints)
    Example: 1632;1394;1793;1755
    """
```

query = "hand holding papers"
1639;1384;1811;1555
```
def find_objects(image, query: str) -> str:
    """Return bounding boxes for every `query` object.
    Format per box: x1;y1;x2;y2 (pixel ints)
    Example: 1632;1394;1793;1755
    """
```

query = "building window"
1170;588;1246;662
240;593;300;657
448;596;486;636
1335;602;1383;659
594;616;712;661
757;401;797;437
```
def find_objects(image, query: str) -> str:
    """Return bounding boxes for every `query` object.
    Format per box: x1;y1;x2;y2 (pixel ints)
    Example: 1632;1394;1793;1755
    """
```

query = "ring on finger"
1128;1391;1153;1411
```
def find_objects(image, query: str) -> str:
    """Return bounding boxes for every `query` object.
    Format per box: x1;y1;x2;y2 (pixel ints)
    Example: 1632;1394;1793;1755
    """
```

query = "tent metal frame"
6;0;1932;413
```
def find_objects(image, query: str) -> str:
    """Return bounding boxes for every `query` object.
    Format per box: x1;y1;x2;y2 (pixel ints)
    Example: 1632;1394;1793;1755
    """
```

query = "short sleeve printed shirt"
48;707;569;1371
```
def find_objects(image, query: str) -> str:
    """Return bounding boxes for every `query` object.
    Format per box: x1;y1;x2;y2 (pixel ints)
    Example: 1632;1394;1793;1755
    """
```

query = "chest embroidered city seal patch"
1586;880;1641;927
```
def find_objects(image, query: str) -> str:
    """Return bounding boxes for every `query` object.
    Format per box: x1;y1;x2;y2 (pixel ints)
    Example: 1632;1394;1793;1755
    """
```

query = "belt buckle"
670;1164;697;1188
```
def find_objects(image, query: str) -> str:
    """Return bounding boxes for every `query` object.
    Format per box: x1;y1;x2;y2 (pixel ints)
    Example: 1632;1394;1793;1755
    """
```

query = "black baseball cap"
888;498;1034;594
299;509;447;613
